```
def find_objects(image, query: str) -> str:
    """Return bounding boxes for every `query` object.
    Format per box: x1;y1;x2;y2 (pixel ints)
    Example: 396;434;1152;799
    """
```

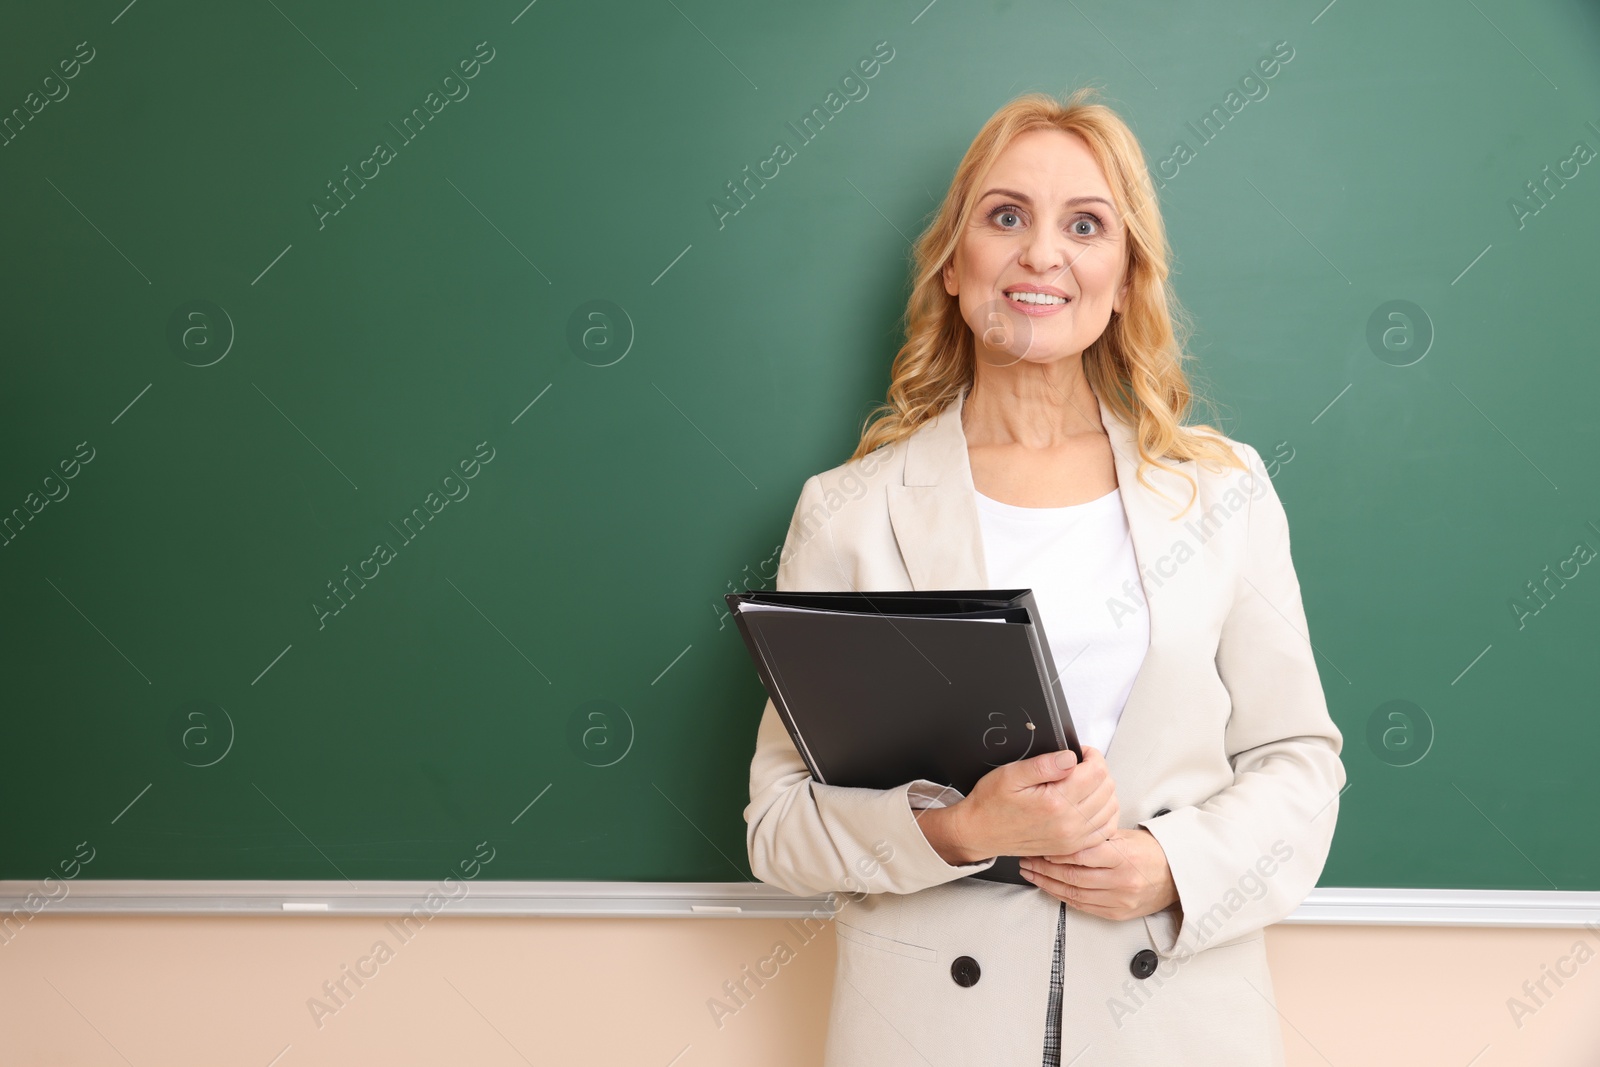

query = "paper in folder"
726;589;1082;886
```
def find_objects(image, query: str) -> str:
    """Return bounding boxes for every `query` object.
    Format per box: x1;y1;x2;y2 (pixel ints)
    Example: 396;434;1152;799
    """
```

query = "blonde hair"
850;86;1245;509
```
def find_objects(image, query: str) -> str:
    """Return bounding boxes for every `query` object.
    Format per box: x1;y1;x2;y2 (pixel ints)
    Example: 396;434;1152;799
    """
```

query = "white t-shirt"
973;486;1149;756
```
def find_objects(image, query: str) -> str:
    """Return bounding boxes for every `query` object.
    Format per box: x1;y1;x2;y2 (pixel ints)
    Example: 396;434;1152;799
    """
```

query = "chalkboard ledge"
1286;887;1600;928
0;879;839;919
2;882;1598;925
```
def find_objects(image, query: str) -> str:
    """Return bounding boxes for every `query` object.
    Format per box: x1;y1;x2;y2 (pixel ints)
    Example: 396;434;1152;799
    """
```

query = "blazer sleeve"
1137;443;1346;955
743;474;999;898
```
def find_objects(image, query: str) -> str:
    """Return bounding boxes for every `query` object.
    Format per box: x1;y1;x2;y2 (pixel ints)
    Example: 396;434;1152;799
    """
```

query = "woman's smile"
1003;285;1074;316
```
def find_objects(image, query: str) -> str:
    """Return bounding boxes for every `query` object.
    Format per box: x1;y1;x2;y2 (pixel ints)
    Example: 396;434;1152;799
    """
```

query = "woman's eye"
992;208;1022;228
1071;214;1103;236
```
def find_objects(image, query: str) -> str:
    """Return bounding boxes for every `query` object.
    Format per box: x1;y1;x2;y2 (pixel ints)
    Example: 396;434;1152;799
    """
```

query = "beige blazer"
743;385;1345;1066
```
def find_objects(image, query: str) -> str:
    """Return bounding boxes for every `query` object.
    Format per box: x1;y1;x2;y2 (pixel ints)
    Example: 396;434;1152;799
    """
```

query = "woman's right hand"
918;747;1119;865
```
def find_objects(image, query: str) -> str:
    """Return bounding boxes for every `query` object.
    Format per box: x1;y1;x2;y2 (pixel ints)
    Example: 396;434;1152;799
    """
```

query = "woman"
743;87;1345;1066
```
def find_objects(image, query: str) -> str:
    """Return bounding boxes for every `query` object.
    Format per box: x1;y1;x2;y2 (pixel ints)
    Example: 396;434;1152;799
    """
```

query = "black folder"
727;588;1082;886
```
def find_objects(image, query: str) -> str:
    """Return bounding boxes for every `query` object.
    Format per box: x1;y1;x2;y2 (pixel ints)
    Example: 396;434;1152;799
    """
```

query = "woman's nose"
1018;226;1067;275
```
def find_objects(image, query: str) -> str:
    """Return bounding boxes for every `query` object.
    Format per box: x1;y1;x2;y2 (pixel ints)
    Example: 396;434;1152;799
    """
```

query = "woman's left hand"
1018;828;1179;921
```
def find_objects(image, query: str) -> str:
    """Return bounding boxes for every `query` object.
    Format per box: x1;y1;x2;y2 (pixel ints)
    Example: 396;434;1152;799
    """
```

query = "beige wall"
2;916;1597;1064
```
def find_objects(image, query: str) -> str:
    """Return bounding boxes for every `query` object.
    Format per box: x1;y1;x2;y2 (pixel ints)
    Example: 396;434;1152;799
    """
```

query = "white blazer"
743;384;1346;1066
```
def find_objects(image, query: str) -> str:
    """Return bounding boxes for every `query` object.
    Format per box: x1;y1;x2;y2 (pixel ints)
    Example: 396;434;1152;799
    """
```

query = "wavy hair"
850;86;1246;509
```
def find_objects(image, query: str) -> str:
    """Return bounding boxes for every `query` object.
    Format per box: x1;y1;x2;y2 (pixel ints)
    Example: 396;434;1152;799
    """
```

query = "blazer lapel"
1098;388;1208;655
1097;392;1205;776
885;393;990;592
884;384;1205;776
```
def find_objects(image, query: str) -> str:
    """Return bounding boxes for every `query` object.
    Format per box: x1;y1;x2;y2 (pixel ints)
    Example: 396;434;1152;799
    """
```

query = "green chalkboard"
2;0;1597;891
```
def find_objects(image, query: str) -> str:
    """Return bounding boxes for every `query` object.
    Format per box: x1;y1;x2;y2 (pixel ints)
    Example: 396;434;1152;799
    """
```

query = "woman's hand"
918;747;1118;865
1018;827;1178;921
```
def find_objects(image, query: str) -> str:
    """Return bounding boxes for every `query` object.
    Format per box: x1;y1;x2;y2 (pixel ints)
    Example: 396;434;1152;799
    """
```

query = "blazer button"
1153;808;1171;818
950;955;981;987
1129;949;1159;980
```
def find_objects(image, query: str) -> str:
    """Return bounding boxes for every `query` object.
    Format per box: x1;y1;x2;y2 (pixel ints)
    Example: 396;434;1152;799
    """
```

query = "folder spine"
1012;591;1081;759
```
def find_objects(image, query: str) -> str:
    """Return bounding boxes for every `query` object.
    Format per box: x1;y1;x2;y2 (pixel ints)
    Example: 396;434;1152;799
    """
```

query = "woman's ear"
942;257;958;296
1112;277;1129;314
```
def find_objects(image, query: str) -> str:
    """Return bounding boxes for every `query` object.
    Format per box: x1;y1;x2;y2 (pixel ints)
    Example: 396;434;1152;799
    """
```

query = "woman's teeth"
1006;291;1067;306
